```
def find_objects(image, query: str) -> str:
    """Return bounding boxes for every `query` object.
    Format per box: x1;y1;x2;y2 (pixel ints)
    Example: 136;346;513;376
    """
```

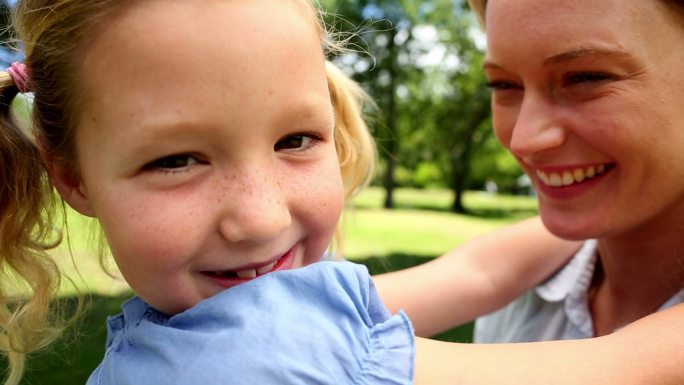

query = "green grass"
344;187;538;259
12;187;538;384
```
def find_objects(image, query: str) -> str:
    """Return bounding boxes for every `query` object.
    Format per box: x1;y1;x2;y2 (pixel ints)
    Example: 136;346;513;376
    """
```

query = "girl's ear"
45;156;96;217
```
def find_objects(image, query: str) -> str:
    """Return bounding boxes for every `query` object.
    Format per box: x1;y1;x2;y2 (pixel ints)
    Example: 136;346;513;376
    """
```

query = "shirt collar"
535;239;598;302
535;240;684;309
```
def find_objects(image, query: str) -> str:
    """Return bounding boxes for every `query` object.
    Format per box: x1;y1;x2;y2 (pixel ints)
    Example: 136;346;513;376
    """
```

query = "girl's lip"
201;245;298;289
232;250;291;272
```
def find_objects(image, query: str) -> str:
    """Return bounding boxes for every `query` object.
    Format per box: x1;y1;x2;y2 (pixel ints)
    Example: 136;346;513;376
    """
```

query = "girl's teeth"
256;262;276;275
233;260;279;279
236;269;257;279
536;164;608;187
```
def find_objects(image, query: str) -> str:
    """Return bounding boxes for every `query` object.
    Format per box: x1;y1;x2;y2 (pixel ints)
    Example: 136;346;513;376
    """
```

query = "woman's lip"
531;162;610;173
533;164;615;200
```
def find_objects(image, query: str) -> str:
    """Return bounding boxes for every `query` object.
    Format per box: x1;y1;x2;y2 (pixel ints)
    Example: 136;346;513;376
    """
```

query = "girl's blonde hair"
468;0;487;26
0;1;375;384
0;72;62;385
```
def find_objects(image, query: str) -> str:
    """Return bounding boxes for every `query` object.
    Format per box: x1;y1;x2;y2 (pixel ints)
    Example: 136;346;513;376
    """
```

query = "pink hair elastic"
7;62;31;93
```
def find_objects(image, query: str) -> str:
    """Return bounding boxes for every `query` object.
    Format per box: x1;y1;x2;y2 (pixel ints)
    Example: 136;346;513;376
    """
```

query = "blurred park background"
0;0;541;383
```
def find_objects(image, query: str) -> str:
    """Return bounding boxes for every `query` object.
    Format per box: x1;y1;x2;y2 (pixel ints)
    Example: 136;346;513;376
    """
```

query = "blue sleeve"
88;261;415;385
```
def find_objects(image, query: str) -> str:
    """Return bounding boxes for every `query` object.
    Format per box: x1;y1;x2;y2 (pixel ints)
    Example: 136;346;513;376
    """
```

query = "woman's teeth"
536;164;607;187
234;261;277;279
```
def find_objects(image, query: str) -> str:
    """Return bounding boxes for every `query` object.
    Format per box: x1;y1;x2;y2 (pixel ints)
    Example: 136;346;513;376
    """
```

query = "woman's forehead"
484;0;681;63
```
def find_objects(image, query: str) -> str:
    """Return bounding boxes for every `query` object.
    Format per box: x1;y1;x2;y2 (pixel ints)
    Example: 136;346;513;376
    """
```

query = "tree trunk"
382;30;399;209
451;143;470;213
451;103;491;213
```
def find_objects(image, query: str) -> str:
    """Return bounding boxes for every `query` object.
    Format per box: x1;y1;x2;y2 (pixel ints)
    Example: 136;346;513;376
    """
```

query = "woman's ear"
44;155;96;217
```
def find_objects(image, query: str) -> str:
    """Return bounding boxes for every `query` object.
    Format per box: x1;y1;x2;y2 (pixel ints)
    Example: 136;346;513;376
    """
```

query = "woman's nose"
506;93;566;159
217;171;292;244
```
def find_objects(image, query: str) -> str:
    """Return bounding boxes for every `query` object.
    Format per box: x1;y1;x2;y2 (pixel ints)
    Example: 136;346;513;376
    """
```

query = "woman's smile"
534;163;613;188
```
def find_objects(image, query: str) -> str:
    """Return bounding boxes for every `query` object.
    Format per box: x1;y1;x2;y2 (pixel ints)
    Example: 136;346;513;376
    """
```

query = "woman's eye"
274;134;318;151
565;72;612;85
485;80;522;91
144;154;200;171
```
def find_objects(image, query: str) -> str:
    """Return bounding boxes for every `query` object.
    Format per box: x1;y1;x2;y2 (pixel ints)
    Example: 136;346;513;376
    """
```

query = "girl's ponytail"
0;69;62;385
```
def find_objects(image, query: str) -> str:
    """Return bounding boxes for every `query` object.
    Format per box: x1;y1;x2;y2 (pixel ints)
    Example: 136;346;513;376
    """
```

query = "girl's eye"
274;134;318;151
144;154;201;171
564;72;612;85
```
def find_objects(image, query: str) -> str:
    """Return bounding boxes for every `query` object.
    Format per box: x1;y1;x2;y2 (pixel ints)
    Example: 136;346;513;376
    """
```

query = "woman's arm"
414;302;684;384
373;216;581;336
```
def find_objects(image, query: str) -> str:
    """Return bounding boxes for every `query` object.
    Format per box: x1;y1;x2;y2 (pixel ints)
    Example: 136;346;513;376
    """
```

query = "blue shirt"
475;240;684;342
87;261;415;385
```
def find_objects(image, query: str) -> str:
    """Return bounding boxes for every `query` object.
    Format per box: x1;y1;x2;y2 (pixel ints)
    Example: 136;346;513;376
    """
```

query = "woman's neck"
590;214;684;336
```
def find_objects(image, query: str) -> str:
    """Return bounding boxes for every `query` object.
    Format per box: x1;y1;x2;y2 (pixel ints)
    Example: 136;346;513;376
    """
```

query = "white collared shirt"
475;240;684;342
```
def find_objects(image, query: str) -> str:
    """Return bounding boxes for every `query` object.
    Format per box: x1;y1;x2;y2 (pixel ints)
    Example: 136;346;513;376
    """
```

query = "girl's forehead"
76;0;331;140
80;0;327;92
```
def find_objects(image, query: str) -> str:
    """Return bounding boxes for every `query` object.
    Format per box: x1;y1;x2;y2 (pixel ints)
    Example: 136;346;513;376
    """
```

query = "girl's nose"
507;94;566;159
217;173;292;244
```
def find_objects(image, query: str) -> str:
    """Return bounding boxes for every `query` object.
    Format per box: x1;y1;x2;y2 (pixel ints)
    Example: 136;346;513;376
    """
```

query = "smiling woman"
473;0;684;340
370;0;684;383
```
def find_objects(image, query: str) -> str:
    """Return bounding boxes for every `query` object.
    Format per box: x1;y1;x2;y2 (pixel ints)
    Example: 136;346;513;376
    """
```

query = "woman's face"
484;0;684;240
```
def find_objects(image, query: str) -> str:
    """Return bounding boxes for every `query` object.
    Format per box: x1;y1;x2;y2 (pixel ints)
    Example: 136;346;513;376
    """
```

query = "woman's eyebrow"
542;46;632;66
482;46;632;71
482;61;503;71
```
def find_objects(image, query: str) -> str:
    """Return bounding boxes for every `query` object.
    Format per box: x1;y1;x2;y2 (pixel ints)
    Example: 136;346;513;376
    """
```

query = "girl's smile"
201;245;298;289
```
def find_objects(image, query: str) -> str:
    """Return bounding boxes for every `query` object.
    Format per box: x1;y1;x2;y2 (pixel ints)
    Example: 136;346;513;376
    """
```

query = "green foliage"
469;131;526;192
412;162;443;188
388;162;444;188
323;0;520;211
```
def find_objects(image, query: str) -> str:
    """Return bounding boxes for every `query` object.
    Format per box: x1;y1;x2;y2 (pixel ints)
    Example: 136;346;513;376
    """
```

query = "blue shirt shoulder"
88;261;415;385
